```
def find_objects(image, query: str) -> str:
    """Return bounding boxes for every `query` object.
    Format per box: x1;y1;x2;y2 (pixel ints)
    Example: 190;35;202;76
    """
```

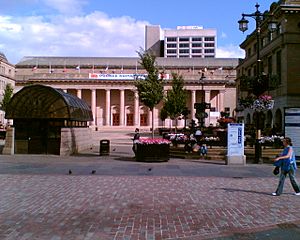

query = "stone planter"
135;143;170;162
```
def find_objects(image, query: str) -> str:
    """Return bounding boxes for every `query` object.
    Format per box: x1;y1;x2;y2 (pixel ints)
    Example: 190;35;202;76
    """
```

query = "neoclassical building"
0;52;15;125
15;56;238;130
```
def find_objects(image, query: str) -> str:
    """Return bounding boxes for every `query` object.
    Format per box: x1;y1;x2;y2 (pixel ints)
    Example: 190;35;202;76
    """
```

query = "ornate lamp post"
238;3;277;163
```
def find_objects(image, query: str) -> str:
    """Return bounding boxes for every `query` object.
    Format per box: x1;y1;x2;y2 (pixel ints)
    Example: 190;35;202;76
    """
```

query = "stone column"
105;89;111;126
205;90;211;126
120;89;125;126
91;89;96;126
191;90;196;120
134;91;139;126
219;90;225;113
2;127;14;155
148;109;152;127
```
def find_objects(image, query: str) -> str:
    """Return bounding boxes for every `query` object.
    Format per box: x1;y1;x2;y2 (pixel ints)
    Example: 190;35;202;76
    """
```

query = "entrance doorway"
15;120;61;155
140;114;148;126
113;114;120;126
127;114;134;126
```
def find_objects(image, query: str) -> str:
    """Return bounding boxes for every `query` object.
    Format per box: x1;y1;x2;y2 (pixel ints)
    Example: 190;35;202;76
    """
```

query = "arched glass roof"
6;84;93;121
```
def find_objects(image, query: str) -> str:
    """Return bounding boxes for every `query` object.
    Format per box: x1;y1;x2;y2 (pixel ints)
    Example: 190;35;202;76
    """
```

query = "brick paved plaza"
0;146;300;239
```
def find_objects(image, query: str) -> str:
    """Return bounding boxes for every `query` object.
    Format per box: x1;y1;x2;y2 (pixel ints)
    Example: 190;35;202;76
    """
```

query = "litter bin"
100;139;110;156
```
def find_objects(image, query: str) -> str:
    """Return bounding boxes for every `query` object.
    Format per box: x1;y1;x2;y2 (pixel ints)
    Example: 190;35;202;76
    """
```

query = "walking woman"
272;137;300;196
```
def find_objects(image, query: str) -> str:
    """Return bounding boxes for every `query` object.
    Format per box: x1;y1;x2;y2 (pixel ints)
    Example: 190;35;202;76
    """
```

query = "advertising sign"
89;73;147;80
88;73;170;80
227;123;244;156
284;108;300;160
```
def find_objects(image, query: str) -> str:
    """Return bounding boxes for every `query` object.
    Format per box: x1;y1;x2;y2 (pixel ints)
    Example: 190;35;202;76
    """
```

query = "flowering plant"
217;117;235;124
137;138;171;145
203;136;220;142
251;95;274;111
259;135;284;144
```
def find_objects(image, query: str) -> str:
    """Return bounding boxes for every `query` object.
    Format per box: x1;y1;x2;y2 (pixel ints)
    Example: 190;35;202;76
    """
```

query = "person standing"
272;137;300;196
194;128;202;144
132;128;140;154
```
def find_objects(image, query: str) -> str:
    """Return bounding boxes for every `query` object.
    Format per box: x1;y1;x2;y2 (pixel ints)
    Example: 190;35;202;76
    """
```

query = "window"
179;37;189;42
166;37;176;42
204;43;215;47
167;43;177;48
192;37;202;41
224;107;230;112
192;49;202;53
268;55;272;74
179;55;189;58
277;24;282;34
204;56;214;58
179;43;189;48
204;37;215;41
167;49;177;54
276;51;281;84
204;49;215;53
247;47;252;57
192;55;202;58
192;43;202;48
179;49;189;54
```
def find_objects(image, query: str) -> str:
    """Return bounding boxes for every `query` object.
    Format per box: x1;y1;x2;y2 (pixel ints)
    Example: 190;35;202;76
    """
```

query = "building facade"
145;25;217;58
15;57;238;130
236;0;300;133
0;52;15;125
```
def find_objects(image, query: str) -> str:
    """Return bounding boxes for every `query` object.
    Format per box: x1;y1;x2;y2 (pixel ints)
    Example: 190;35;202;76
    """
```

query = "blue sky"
0;0;276;64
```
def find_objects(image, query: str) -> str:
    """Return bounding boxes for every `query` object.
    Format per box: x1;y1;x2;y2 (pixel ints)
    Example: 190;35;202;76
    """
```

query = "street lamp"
196;72;207;129
238;3;277;163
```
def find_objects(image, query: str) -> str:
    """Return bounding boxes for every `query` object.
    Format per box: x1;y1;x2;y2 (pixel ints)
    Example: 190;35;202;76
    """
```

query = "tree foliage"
163;73;187;130
134;49;164;137
0;83;13;112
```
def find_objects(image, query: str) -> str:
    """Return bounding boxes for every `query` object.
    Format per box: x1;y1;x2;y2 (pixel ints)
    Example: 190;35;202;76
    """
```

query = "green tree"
160;107;168;128
163;73;187;132
134;49;164;138
0;83;14;112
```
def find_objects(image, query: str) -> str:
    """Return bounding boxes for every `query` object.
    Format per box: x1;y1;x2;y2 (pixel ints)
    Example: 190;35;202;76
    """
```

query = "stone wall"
60;127;94;156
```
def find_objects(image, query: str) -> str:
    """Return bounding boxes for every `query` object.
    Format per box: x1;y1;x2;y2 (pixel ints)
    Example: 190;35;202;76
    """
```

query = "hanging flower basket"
251;95;274;111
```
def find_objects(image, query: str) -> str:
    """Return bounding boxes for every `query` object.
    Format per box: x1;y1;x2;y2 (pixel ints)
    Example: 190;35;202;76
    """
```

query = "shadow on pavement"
217;187;272;196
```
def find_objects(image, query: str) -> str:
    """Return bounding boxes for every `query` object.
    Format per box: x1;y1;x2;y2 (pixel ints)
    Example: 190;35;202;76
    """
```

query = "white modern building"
145;25;217;58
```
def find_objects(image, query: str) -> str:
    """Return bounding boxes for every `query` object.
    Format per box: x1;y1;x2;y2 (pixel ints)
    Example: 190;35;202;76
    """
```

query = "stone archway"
246;113;251;125
266;110;273;127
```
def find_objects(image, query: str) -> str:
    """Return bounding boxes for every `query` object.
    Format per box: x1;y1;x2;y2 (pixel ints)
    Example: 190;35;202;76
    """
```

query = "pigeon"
91;170;96;174
68;169;72;175
112;148;116;151
148;168;152;172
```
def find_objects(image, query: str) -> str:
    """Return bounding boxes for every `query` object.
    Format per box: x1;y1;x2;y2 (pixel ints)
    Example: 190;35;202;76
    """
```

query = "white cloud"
0;11;148;64
216;44;245;58
220;32;227;39
42;0;87;15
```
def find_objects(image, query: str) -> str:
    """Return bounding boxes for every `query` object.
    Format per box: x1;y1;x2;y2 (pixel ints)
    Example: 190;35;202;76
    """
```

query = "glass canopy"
5;84;93;121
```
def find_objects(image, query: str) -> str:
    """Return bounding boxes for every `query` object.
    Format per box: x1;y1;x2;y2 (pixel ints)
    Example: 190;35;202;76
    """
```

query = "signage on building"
227;123;244;156
284;108;300;160
89;73;146;80
88;73;170;80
